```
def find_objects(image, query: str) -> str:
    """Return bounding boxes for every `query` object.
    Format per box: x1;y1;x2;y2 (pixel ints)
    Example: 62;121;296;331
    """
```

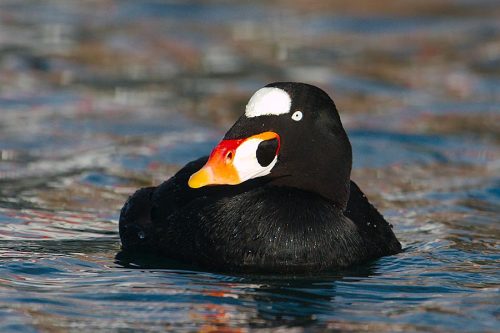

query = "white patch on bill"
245;87;291;118
233;138;278;182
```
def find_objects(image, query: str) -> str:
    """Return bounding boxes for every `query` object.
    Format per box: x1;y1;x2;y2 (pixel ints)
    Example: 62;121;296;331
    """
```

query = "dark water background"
0;0;499;332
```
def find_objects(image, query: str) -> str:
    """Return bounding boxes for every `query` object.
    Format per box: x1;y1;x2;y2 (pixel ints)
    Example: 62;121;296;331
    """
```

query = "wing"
119;156;208;251
344;180;402;255
119;186;156;250
150;156;208;223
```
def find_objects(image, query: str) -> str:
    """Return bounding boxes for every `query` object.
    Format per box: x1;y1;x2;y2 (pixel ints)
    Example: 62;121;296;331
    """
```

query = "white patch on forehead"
245;87;291;118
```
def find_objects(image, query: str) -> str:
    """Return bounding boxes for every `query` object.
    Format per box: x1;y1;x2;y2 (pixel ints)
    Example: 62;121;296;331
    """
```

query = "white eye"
291;110;303;121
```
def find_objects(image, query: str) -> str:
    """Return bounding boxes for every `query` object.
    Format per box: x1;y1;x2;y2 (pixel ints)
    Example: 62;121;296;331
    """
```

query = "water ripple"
0;0;499;332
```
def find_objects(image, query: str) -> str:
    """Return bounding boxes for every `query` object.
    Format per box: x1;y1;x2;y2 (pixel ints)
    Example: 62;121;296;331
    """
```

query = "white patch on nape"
245;87;291;118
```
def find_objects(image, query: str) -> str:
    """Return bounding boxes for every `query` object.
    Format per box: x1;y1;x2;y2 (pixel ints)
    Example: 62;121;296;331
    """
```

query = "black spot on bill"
256;138;279;167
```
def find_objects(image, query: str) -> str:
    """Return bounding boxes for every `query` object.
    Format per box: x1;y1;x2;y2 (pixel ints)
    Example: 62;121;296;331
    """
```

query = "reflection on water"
0;0;499;332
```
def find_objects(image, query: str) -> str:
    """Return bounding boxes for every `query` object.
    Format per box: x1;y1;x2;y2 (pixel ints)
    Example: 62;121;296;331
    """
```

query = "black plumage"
119;82;401;273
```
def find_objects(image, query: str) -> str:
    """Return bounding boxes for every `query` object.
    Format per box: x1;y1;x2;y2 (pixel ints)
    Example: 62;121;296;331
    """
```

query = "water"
0;0;499;332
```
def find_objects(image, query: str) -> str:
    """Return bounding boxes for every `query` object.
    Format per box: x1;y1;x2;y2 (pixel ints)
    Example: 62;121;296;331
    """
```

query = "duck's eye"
291;110;303;121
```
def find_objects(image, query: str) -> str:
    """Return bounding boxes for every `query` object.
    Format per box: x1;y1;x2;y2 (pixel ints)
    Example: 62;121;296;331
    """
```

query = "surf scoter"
119;82;401;273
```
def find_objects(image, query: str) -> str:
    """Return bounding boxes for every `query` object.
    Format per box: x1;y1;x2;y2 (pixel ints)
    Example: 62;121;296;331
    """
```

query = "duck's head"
188;82;352;209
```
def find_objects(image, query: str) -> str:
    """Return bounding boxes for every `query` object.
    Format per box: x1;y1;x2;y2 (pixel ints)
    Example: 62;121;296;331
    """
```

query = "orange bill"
188;131;280;188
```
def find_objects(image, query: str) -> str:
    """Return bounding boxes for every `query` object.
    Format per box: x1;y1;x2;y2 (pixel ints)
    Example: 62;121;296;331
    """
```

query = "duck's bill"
188;131;280;188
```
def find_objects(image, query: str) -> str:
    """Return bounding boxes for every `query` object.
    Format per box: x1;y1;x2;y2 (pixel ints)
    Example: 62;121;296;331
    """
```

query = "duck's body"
119;82;401;273
120;158;400;272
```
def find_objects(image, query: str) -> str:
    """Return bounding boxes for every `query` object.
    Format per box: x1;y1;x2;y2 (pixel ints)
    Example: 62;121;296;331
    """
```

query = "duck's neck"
269;174;350;210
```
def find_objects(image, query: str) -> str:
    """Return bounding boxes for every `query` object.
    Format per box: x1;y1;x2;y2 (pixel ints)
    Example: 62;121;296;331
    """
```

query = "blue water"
0;1;499;332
